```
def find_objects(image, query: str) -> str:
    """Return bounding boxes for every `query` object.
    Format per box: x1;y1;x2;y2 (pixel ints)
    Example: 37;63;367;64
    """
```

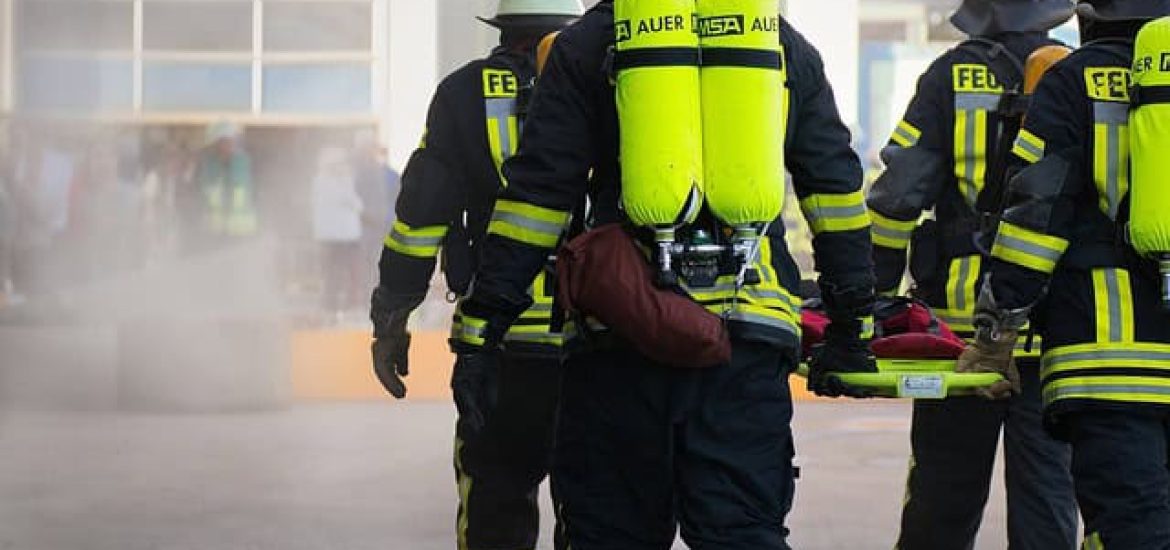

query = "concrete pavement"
0;401;1013;549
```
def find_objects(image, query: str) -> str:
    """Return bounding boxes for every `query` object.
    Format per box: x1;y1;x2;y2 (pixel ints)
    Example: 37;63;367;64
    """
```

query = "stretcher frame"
796;359;1006;399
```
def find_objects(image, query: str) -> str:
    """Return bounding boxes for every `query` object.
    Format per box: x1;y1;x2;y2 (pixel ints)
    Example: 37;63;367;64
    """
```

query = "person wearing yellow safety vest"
866;1;1079;548
195;121;257;243
451;1;876;546
960;0;1170;546
367;1;581;549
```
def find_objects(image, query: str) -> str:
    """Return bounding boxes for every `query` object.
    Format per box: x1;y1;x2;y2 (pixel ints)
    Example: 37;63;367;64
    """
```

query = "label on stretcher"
897;374;947;399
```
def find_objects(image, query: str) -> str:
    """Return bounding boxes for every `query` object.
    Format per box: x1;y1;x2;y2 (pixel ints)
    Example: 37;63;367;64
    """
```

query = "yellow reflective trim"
974;109;988;200
454;315;488;346
871;210;916;250
384;221;448;258
1092;268;1134;343
799;191;871;234
1013;129;1046;164
487;200;569;248
891;120;921;148
954;108;969;197
1044;376;1170;405
944;255;980;313
991;222;1069;274
487;117;506;179
455;436;472;550
1083;532;1104;550
494;199;570;225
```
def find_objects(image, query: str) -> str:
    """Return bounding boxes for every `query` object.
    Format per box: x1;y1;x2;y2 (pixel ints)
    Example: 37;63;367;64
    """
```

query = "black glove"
808;305;878;398
450;351;501;437
370;287;424;399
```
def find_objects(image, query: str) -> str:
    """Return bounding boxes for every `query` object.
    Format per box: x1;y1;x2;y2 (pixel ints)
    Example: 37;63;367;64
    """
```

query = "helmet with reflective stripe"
478;0;585;31
951;0;1075;35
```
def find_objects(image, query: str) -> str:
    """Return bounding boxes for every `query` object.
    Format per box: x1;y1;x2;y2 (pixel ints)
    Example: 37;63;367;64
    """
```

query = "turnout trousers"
897;362;1078;550
454;350;563;550
552;340;796;550
1065;409;1170;550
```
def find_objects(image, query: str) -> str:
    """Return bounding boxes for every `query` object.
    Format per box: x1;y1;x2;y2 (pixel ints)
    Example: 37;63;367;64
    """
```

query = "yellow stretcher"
796;359;1006;399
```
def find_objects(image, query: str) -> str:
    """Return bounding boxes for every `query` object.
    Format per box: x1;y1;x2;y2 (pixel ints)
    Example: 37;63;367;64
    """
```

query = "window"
18;0;133;51
143;1;253;52
263;63;370;114
19;56;132;111
264;1;371;52
143;62;252;111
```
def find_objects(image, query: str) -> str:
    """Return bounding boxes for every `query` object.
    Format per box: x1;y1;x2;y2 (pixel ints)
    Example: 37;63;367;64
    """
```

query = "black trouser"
454;350;562;550
1065;409;1170;550
897;363;1078;550
552;341;796;550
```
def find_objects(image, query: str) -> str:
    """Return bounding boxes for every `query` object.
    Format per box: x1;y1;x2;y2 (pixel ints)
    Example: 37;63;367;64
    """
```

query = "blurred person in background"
11;129;76;296
351;129;397;293
193;121;257;251
312;146;364;321
367;1;582;548
865;0;1079;548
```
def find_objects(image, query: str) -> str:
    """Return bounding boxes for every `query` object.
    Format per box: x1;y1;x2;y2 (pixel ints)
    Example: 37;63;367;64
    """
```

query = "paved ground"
0;401;1013;550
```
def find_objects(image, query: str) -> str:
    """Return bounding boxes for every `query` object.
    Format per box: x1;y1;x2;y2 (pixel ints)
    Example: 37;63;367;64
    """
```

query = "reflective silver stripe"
955;93;1001;111
1094;102;1127;220
522;302;553;314
893;125;919;147
485;97;519;164
1104;269;1123;342
1045;349;1170;365
685;283;800;312
724;310;799;335
1014;138;1044;163
952;257;974;312
811;203;868;221
388;227;445;248
995;234;1064;266
489;210;564;238
1093;101;1128;125
503;332;562;344
1045;384;1170;399
871;223;913;244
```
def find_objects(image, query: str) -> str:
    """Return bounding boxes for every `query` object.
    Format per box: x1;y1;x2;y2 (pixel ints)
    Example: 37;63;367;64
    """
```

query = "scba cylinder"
697;0;786;228
614;0;704;229
1129;16;1170;257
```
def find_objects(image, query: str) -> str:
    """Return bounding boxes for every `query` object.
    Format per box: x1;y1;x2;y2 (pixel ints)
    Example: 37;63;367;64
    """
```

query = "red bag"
556;224;732;368
800;296;967;360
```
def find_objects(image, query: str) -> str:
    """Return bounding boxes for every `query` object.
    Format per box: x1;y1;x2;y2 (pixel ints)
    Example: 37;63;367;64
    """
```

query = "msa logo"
1133;52;1170;74
615;20;632;42
698;14;745;37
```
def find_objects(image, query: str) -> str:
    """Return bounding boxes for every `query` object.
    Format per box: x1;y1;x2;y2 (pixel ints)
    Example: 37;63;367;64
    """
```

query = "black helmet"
1076;0;1170;21
951;0;1076;35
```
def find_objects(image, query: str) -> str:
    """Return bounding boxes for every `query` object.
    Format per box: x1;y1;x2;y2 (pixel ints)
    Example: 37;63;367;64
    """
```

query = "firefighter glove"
370;287;424;399
808;321;878;398
451;351;501;438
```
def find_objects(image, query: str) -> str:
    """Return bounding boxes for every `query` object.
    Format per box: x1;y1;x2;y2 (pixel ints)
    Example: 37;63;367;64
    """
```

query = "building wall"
385;0;437;170
1;0;12;114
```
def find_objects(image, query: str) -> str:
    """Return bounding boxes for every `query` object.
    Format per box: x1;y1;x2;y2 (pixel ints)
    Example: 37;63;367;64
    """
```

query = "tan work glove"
956;329;1021;400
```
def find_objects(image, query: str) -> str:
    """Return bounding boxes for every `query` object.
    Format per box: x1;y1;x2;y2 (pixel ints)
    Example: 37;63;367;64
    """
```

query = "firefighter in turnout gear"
454;1;876;547
962;0;1170;547
367;1;582;548
866;1;1080;548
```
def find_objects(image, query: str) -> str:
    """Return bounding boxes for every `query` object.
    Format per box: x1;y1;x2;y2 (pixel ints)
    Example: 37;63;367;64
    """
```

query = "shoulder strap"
956;39;1028;217
956;38;1026;93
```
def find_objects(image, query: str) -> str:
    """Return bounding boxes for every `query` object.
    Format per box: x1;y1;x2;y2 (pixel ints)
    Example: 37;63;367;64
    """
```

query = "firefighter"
367;1;582;548
866;1;1079;548
452;1;875;547
961;0;1170;547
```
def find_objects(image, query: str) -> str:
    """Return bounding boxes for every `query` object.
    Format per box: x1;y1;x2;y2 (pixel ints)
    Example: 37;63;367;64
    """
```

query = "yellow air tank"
1129;16;1170;308
614;0;704;230
696;0;786;229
